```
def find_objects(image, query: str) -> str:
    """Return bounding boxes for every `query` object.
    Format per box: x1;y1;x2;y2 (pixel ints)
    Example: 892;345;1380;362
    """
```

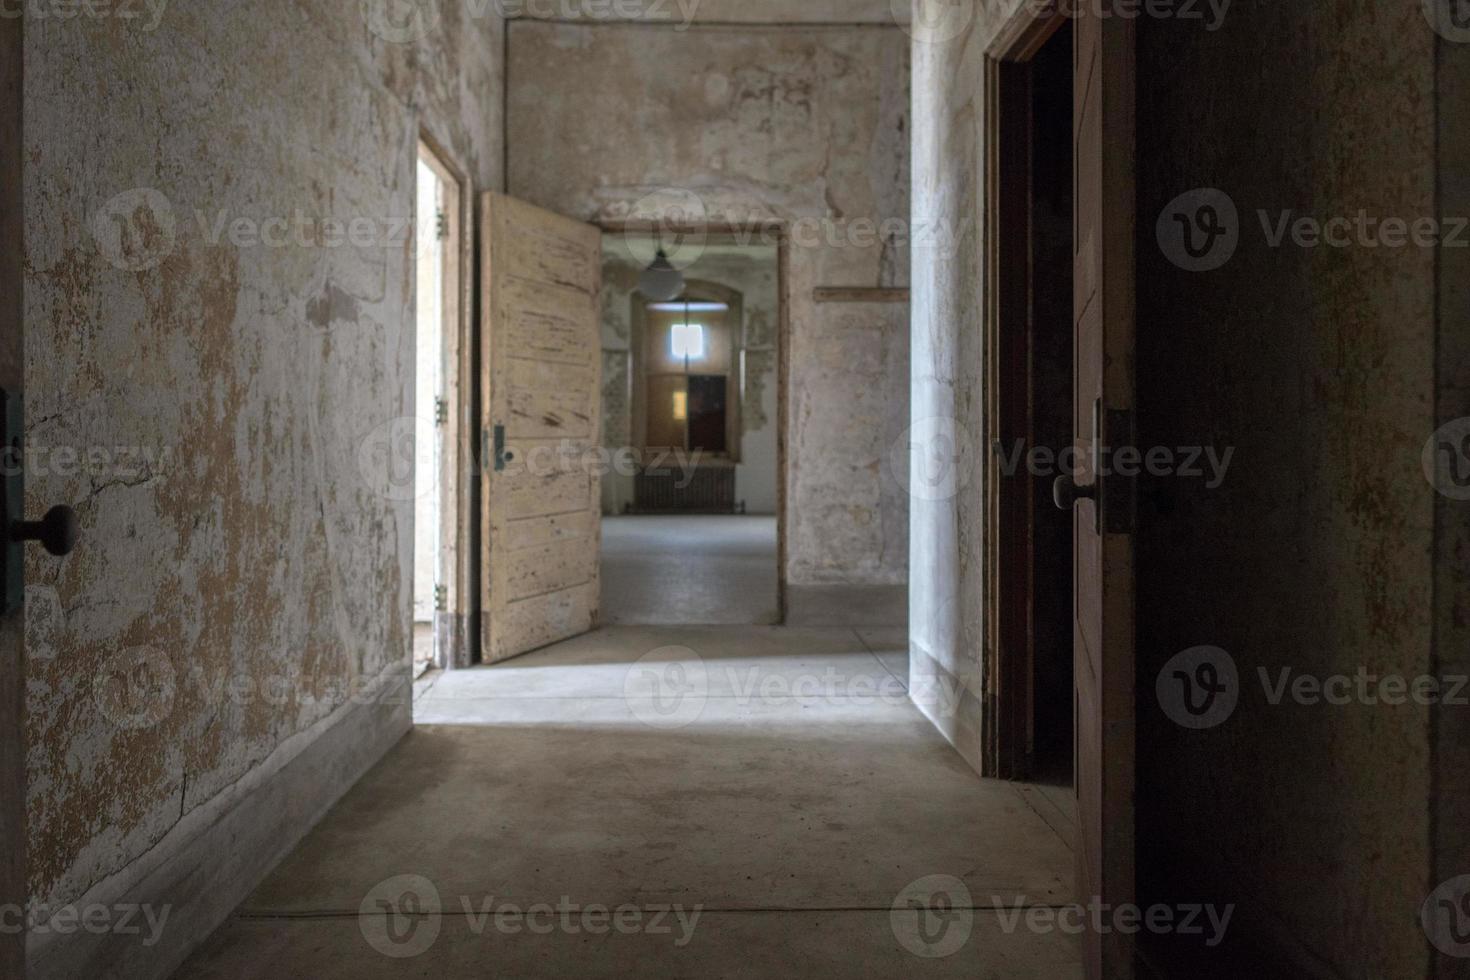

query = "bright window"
670;323;705;360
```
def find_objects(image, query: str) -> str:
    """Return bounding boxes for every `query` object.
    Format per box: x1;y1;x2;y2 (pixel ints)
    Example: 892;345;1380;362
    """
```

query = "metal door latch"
482;424;515;473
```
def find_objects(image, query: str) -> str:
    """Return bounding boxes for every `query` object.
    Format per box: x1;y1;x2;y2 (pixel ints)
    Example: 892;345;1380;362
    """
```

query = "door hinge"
434;584;448;612
435;210;449;241
434;398;449;427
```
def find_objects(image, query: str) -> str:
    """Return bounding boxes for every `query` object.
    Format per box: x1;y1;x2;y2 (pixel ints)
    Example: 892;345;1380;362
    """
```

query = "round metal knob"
1053;475;1098;511
13;505;79;556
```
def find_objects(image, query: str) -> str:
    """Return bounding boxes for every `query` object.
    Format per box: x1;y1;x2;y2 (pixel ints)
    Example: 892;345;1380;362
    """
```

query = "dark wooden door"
1;14;26;978
1071;8;1136;979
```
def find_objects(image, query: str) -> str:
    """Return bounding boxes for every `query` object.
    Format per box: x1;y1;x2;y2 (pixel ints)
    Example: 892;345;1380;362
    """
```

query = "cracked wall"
23;0;503;930
508;20;911;592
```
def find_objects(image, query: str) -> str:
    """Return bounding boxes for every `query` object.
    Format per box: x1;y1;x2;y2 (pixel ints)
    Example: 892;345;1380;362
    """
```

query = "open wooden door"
479;193;602;664
1067;9;1136;980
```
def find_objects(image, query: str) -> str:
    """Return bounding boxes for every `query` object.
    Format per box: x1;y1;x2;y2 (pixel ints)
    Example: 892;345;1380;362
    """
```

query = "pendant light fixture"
638;236;685;302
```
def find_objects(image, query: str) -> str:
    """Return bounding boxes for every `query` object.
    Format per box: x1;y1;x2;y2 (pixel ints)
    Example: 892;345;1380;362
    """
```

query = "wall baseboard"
27;664;412;980
784;583;907;627
908;641;985;779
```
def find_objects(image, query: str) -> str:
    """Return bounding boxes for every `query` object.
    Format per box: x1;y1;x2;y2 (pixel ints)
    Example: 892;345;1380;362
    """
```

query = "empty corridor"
178;627;1080;977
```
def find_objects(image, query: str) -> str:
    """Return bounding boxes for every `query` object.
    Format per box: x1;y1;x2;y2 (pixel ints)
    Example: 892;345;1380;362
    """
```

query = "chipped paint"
23;0;504;919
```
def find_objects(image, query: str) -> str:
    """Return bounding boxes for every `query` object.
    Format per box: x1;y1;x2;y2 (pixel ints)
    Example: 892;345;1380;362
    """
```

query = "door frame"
415;130;474;670
986;5;1139;978
595;220;791;623
983;6;1068;781
987;7;1146;980
1;11;23;978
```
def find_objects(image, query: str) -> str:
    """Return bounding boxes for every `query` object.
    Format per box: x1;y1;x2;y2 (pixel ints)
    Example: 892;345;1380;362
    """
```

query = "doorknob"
1053;474;1097;511
1;388;80;615
11;505;78;557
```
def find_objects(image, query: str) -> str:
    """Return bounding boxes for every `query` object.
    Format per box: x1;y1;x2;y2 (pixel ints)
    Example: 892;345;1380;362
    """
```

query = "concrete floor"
178;627;1080;978
600;515;779;626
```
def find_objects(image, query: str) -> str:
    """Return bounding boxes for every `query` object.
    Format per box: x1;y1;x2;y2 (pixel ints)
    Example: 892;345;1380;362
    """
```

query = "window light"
670;323;705;360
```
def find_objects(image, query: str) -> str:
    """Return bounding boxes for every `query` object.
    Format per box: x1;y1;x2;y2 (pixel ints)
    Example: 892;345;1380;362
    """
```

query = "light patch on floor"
600;515;779;626
179;627;1080;978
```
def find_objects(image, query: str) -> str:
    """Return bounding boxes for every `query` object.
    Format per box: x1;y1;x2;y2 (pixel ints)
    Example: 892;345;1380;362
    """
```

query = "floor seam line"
850;625;909;693
1009;781;1076;856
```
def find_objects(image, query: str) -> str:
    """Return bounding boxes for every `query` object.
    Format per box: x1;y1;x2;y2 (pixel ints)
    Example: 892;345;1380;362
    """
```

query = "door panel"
480;193;602;663
1071;9;1136;980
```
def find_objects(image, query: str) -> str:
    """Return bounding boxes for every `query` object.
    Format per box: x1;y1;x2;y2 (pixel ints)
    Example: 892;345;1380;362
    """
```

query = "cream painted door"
479;193;602;663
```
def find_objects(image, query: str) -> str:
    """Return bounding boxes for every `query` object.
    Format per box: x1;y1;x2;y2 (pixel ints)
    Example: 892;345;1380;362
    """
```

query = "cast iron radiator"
633;464;737;514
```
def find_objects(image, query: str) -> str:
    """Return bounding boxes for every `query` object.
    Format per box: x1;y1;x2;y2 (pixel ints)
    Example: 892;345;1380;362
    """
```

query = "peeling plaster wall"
912;0;1450;972
600;243;781;516
908;0;989;772
508;20;911;594
23;0;503;942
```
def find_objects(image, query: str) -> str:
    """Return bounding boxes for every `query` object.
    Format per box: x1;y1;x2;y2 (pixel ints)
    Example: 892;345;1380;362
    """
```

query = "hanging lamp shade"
638;248;685;302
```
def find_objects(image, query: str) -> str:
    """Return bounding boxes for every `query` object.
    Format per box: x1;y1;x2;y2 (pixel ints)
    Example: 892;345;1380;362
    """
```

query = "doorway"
989;21;1076;790
413;136;467;676
989;9;1140;978
598;233;784;626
